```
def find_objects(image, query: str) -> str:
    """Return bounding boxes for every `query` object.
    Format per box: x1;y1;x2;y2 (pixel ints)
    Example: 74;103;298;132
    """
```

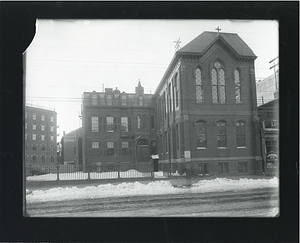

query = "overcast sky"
25;19;278;141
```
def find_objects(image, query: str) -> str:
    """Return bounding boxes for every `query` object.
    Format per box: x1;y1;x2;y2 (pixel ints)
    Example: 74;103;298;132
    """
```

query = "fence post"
151;162;154;178
87;164;91;180
169;160;172;178
117;161;120;179
56;164;60;181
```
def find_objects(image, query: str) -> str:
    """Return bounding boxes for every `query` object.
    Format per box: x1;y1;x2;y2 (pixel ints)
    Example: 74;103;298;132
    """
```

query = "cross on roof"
173;38;181;51
215;26;221;34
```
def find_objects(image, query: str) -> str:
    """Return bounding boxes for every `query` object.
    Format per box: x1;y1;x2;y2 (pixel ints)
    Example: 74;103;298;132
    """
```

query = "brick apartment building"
25;105;57;164
81;82;157;167
81;30;263;175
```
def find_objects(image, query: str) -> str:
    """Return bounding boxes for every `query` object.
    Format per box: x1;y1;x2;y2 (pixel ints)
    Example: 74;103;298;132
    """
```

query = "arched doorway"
137;139;150;162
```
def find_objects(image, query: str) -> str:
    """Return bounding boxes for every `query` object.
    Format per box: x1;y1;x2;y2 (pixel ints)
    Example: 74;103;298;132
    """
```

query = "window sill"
237;146;247;149
217;147;227;149
197;147;207;150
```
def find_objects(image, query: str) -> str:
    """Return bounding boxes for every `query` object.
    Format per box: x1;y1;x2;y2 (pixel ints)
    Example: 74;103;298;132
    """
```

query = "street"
26;187;278;217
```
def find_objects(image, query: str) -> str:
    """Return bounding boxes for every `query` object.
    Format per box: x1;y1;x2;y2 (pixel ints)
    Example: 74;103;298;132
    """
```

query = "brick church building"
81;30;263;175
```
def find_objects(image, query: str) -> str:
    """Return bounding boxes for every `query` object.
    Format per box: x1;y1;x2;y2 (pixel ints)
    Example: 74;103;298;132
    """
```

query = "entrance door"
137;139;149;162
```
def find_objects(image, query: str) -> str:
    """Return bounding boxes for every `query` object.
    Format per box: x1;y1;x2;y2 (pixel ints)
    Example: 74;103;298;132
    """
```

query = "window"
50;156;54;163
32;155;36;163
142;115;147;129
121;117;128;132
92;94;97;105
92;141;99;148
42;155;45;163
122;141;129;155
168;83;172;113
25;112;27;119
25;133;27;140
41;124;45;131
137;116;141;129
236;121;246;147
106;116;114;132
32;124;36;130
121;95;127;106
196;121;207;148
195;68;203;103
151;116;154;129
107;141;114;156
234;70;241;103
107;95;112;106
175;73;180;107
41;144;45;151
91;141;99;156
50;116;54;122
92;116;99;132
41;115;45;121
41;134;45;141
32;134;36;140
33;114;36;120
198;163;209;175
211;62;226;103
25;123;27;129
217;121;227;147
50;126;54;132
238;162;248;173
32;144;37;150
138;96;143;106
176;124;179;151
51;136;54;141
219;162;229;173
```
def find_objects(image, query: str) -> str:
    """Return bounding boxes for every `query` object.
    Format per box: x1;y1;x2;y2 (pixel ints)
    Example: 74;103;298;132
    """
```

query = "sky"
25;19;278;141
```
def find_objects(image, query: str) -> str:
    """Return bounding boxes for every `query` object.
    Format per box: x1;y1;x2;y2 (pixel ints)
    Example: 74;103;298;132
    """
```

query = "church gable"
178;31;256;60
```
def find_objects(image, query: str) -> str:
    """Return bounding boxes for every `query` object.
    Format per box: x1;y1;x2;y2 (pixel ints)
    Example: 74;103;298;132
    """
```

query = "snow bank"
26;177;279;203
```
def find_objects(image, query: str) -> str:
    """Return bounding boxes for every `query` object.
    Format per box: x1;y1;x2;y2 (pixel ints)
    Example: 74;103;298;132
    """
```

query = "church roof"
177;31;256;58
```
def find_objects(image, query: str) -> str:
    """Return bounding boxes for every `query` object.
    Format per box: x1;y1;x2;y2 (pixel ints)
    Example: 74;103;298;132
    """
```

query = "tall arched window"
195;68;203;103
216;121;227;147
137;115;141;129
236;120;246;147
175;73;180;107
211;62;226;103
196;121;207;148
106;94;112;106
234;69;241;103
142;115;147;129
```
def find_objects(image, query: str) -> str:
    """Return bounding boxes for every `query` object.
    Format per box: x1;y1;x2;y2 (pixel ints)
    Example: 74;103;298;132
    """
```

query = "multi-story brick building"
81;83;157;167
25;105;57;164
81;30;263;176
153;31;263;176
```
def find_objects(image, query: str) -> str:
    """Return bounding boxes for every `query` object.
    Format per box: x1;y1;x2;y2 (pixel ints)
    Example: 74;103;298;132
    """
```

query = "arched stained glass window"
195;68;203;103
235;70;241;103
211;62;226;104
196;121;207;148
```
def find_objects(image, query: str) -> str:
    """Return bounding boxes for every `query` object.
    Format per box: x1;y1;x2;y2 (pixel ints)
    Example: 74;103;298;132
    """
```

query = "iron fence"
25;162;155;182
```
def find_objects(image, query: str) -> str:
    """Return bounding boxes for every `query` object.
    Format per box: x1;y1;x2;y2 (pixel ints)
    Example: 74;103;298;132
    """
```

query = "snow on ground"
26;170;167;181
26;176;279;203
